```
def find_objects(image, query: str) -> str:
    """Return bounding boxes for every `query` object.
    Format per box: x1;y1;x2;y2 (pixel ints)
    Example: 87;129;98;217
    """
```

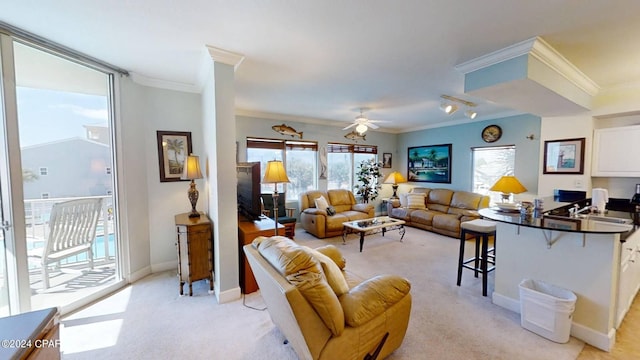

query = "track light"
440;102;458;115
355;123;368;134
465;110;477;120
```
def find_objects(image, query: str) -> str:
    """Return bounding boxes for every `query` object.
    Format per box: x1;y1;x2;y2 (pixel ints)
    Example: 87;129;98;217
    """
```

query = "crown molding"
130;72;201;93
455;36;599;97
205;45;245;70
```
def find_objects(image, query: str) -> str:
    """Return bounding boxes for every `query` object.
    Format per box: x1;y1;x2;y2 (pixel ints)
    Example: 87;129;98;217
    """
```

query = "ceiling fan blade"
368;123;380;129
367;119;390;123
343;123;357;130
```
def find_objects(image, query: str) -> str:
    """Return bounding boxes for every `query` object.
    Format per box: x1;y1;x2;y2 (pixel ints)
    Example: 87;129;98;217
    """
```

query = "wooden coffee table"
342;216;406;252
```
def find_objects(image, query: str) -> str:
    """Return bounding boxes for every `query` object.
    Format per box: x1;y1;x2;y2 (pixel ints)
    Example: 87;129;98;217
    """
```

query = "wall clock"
481;125;502;143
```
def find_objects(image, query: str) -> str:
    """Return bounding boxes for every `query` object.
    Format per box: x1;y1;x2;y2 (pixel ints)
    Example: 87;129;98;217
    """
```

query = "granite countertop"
479;196;637;237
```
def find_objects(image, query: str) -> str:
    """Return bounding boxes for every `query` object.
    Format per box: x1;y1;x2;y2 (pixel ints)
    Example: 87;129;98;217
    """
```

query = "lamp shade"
262;160;290;184
384;171;407;185
490;176;527;194
182;154;203;180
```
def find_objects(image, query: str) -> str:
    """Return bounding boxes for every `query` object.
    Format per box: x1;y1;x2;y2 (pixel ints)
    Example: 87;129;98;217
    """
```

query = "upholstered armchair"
244;236;412;360
261;192;297;238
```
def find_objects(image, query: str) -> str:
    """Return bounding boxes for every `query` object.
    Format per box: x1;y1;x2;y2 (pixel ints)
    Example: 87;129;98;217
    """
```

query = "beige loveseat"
244;236;412;360
299;189;374;238
387;187;490;238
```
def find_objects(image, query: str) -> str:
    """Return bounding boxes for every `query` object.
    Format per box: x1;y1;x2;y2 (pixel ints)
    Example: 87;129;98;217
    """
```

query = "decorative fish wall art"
272;124;303;138
344;130;366;142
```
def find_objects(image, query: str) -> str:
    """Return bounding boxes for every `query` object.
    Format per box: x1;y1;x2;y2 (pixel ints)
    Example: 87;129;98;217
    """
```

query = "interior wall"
236;115;399;213
396;114;541;196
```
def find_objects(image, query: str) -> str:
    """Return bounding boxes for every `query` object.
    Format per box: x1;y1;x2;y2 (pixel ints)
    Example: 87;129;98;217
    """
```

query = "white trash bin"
518;279;577;343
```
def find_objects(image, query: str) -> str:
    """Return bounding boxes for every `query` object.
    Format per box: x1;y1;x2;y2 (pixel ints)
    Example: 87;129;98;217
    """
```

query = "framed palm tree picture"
407;144;452;183
156;130;193;182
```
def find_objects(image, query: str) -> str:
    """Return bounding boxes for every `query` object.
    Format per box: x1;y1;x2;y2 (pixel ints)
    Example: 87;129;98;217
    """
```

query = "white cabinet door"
592;125;640;177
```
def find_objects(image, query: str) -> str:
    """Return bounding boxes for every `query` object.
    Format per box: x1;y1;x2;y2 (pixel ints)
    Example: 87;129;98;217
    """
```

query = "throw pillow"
326;206;336;216
315;195;329;210
407;193;426;209
315;245;347;269
399;193;408;207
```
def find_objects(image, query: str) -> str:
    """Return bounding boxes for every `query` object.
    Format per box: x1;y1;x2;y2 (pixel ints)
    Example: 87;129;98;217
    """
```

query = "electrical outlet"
574;179;583;188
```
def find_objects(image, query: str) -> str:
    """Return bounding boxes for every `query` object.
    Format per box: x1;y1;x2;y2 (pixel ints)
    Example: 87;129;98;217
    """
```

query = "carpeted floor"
60;226;585;359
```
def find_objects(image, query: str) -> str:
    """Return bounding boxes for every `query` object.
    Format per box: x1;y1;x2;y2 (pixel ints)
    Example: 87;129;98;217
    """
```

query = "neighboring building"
21;137;112;200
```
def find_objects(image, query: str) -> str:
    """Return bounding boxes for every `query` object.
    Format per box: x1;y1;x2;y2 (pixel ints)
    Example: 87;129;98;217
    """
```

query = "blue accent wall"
397;114;541;193
464;55;529;93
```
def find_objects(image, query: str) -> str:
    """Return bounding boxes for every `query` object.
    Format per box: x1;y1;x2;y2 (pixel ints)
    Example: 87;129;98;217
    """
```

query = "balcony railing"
24;196;115;287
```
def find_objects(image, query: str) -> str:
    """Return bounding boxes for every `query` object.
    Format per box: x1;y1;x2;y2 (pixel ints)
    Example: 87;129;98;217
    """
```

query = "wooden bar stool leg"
457;229;466;286
474;234;480;278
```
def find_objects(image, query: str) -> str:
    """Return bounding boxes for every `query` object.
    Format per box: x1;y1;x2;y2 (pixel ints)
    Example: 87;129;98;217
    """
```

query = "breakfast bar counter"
478;202;639;351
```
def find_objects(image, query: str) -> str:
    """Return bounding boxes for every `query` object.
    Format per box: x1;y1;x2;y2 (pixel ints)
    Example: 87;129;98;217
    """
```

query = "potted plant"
354;159;383;203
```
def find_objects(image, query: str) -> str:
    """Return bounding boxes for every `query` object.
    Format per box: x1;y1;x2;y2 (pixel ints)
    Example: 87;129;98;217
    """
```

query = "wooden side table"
175;212;213;296
238;215;285;293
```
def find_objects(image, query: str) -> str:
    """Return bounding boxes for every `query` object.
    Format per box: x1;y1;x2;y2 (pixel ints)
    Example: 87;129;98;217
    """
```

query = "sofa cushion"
308;248;350;296
427;189;454;213
342;210;371;221
256;236;345;336
315;195;330;210
339;275;411;327
389;206;411;221
407;193;426;209
324;213;347;231
432;214;461;233
410;210;435;225
328;189;356;213
450;191;482;210
315;245;346;269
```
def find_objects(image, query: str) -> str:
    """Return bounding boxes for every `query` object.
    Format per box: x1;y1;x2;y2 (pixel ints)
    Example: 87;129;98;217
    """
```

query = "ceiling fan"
342;108;389;134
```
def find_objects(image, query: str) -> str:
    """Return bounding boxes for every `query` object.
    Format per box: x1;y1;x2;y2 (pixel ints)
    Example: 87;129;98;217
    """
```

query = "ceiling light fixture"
355;123;368;134
441;95;478;118
465;110;477;120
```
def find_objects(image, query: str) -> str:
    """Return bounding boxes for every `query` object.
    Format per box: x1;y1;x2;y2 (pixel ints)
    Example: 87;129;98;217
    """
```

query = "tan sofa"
244;236;412;360
387;187;490;238
299;189;374;238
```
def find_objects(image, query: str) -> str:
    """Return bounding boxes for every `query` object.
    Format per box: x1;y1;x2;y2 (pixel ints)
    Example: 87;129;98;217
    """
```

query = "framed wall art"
407;144;452;183
543;137;585;174
382;153;392;168
156;130;193;182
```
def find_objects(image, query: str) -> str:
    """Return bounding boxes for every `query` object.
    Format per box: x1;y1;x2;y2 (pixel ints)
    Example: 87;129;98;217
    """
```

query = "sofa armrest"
352;203;374;214
303;208;328;216
339;275;411;327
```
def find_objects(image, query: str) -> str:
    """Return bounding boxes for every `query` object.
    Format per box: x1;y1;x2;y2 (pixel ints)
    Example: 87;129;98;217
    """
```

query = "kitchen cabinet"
592;125;640;177
617;230;640;327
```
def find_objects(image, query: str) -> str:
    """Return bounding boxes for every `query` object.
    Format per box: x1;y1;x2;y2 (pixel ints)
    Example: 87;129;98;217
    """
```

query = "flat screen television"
237;162;262;221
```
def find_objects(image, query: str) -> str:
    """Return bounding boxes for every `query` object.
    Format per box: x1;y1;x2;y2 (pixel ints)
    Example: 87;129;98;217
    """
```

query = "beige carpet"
60;226;585;359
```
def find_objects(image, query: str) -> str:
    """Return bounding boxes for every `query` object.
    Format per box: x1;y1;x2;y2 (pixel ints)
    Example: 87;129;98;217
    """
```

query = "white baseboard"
492;291;521;313
492;291;616;352
151;260;177;274
128;266;152;283
571;322;615;352
216;285;241;304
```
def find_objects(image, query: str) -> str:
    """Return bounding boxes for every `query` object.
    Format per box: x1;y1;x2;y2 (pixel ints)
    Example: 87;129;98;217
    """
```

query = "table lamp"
262;160;290;235
182;154;203;218
490;175;527;203
384;171;407;199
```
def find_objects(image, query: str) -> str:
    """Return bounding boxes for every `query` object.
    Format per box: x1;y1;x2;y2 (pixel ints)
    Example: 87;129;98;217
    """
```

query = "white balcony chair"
28;198;103;289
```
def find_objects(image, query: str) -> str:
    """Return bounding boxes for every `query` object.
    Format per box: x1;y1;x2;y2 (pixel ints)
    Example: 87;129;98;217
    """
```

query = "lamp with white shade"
262;160;290;236
182;154;204;218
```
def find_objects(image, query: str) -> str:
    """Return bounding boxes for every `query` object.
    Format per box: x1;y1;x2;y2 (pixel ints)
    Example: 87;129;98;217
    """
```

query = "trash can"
518;279;577;343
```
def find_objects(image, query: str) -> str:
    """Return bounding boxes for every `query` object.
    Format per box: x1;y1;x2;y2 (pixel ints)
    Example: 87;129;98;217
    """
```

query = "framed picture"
156;130;193;182
542;215;582;231
543;137;585;174
382;153;392;168
407;144;452;183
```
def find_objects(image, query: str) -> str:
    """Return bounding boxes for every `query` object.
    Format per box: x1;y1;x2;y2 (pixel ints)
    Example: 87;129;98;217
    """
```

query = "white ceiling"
2;1;640;133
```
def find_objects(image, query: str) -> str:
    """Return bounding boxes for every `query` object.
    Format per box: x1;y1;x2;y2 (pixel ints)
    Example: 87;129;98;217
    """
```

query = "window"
472;145;516;204
327;143;377;192
246;138;317;201
39;167;48;176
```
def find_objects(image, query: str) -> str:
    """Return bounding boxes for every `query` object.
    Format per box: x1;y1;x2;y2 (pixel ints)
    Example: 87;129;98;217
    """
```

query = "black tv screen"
236;162;262;221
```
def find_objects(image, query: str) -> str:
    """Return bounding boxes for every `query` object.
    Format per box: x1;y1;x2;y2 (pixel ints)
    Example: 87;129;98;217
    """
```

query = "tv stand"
238;214;285;293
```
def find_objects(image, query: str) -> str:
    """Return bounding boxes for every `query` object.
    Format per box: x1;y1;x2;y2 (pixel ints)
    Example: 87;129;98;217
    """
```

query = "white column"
201;45;244;303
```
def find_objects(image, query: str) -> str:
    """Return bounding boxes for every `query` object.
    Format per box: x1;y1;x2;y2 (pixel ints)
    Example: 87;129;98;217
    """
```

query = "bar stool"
457;219;496;296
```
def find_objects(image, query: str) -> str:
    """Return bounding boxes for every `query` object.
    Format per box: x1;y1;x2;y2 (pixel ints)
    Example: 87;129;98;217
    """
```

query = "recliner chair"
261;192;297;238
243;236;412;360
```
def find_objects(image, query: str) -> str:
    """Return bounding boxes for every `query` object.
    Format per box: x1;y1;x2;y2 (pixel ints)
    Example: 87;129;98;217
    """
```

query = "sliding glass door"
0;33;123;314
